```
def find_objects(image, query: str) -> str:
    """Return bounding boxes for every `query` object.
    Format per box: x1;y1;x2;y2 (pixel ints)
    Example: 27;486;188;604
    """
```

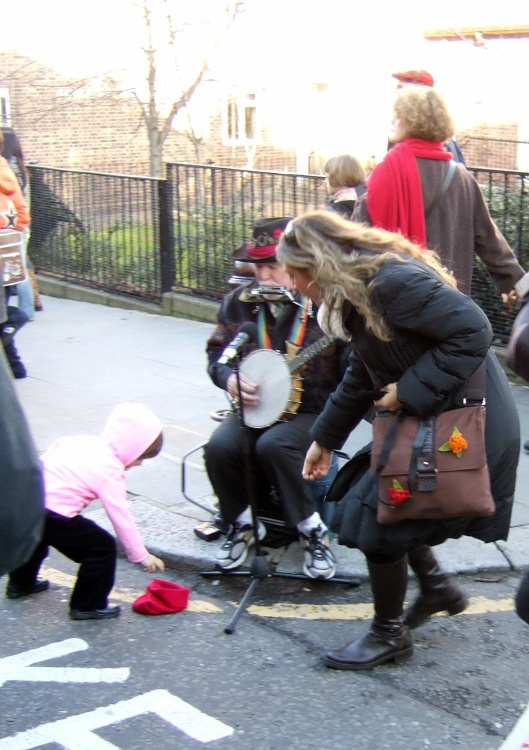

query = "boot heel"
393;646;414;663
446;597;468;617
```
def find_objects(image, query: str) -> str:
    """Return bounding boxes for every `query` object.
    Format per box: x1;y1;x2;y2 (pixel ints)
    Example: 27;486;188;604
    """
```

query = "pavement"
10;292;529;582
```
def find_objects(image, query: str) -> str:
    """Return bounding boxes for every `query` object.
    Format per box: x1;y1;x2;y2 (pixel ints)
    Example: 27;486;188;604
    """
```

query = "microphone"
218;322;257;365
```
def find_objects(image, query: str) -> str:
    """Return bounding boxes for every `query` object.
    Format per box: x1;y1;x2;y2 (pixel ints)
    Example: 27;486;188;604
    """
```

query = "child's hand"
141;553;165;573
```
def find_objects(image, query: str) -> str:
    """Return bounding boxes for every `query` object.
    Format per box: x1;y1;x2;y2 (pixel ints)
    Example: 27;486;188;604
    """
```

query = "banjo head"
239;349;293;428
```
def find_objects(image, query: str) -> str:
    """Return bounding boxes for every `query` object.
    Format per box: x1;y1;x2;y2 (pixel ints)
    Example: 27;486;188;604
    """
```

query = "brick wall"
459;123;520;170
1;50;524;176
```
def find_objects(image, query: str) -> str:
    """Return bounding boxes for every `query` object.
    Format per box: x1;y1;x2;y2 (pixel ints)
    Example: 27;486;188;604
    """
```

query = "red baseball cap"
392;69;434;87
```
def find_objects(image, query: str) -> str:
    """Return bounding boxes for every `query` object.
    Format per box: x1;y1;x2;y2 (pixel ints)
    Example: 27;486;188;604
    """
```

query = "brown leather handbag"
371;365;494;525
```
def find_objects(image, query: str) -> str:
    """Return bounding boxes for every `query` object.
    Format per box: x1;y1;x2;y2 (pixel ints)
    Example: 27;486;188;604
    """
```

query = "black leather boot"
404;545;467;629
323;557;413;670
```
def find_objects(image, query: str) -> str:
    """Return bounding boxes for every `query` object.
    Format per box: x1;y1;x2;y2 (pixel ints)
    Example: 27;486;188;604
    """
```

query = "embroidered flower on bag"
438;427;468;458
388;479;411;506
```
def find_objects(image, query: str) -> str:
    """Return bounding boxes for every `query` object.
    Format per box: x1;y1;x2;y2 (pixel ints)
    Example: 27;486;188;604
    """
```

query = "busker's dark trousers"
204;412;317;528
8;510;116;610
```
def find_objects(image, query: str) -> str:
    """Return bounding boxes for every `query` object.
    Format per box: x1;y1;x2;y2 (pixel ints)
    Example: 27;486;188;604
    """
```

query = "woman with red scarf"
353;84;526;638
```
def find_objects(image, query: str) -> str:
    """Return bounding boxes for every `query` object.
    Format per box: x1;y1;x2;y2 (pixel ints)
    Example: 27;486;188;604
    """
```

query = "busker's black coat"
311;255;519;558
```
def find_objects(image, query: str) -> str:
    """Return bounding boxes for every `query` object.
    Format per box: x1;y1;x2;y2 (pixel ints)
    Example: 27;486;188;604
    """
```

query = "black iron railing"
166;163;324;299
469;168;529;342
28;167;164;302
27;162;529;341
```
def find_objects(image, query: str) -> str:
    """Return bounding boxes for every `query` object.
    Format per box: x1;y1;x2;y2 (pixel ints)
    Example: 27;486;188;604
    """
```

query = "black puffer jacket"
309;255;516;556
311;256;492;450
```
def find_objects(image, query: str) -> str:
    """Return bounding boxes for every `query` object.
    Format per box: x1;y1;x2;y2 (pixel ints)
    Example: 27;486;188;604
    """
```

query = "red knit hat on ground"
132;579;191;615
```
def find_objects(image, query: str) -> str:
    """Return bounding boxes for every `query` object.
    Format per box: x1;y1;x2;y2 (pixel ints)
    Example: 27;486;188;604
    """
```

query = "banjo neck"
286;335;336;374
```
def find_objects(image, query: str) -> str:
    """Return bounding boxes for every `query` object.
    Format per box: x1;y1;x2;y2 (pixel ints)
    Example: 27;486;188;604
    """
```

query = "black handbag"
325;442;372;505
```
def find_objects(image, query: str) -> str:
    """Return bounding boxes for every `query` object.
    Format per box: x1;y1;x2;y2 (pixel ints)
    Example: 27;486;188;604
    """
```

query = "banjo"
237;335;336;429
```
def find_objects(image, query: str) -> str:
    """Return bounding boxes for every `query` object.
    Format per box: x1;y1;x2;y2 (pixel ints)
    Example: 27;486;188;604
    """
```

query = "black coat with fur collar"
311;257;492;450
311;255;519;554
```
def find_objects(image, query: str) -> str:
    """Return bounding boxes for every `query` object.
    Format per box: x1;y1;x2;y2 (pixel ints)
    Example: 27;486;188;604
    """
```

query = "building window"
223;93;259;144
0;88;11;126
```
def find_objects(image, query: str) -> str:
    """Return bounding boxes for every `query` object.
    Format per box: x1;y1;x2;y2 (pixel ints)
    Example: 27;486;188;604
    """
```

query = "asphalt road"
2;550;529;750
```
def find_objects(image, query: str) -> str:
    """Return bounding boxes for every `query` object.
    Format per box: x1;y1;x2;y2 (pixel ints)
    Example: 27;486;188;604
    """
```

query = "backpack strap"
424;160;456;216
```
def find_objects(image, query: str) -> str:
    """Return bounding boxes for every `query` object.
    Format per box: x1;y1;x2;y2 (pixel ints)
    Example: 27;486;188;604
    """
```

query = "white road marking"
0;689;234;748
497;700;529;749
0;639;129;687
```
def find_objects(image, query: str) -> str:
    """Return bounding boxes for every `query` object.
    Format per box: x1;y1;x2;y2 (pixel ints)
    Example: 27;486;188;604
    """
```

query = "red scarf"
366;138;452;248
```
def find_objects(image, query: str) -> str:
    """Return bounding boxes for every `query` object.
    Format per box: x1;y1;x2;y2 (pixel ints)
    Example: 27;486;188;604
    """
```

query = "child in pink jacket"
6;402;165;620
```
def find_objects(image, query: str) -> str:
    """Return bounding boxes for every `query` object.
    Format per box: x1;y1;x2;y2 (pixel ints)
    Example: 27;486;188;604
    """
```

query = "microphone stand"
200;351;360;635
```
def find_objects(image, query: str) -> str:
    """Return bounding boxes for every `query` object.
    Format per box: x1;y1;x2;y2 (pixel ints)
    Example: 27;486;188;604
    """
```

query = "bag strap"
374;412;404;476
424;160;456;216
465;361;486;404
374;413;436;488
408;418;438;492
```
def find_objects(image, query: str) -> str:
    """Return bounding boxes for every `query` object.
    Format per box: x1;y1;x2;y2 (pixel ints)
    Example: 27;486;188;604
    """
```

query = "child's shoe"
6;578;49;599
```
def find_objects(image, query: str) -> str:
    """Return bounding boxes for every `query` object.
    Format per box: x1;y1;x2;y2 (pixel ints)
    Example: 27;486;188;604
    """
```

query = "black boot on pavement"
404;544;467;629
323;556;412;670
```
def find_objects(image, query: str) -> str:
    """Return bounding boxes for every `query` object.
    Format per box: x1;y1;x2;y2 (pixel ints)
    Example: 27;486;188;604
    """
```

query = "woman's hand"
141;553;165;574
303;441;333;480
374;382;402;412
226;373;259;407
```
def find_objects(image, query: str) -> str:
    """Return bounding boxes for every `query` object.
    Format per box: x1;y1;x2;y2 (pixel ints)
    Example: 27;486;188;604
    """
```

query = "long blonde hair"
277;210;456;341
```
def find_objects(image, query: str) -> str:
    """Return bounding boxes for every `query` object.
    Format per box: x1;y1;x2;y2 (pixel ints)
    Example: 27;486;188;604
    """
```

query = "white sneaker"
215;521;267;570
299;525;336;579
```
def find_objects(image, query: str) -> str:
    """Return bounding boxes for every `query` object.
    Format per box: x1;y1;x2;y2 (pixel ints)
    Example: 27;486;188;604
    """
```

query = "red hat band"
245;243;278;261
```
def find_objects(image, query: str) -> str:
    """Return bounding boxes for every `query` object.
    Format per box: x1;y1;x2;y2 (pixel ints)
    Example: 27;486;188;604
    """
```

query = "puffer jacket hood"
101;402;163;467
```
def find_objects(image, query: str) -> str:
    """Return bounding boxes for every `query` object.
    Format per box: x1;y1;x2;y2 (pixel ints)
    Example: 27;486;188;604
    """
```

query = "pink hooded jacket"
42;403;163;563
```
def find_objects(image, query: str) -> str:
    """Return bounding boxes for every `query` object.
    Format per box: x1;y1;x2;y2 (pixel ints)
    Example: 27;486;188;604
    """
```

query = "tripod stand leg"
224;576;263;634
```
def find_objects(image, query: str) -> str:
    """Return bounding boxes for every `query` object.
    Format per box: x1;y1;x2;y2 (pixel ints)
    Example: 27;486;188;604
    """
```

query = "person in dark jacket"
276;211;518;670
205;218;348;580
324;154;367;219
353;83;525;634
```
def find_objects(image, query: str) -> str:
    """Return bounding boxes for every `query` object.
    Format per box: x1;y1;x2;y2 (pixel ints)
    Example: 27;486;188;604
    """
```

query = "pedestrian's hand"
374;383;402;412
141;553;165;573
303;441;332;480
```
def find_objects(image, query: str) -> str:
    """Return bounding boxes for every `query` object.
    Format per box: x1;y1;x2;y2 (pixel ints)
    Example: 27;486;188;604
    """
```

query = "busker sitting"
204;217;349;579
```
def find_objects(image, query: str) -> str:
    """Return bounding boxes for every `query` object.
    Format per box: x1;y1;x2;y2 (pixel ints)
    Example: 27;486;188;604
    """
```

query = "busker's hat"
233;217;291;263
132;579;191;615
392;69;434;87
